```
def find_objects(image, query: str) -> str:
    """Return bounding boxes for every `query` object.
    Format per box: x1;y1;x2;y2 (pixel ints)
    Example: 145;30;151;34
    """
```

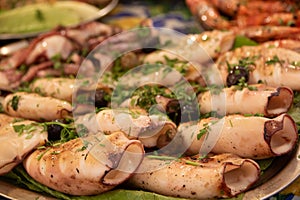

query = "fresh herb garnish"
11;95;21;111
197;122;210;140
265;55;282;66
147;155;178;160
197;119;219;140
227;56;258;71
44;121;77;143
184;159;200;166
51;54;63;70
243;113;264;117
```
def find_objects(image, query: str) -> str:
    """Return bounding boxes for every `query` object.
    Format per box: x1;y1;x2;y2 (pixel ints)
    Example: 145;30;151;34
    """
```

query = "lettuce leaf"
233;35;258;49
74;189;188;200
2;165;187;200
3;165;72;200
288;91;300;132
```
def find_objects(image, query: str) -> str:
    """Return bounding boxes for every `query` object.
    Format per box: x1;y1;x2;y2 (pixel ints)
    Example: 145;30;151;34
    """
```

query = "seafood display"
0;0;299;199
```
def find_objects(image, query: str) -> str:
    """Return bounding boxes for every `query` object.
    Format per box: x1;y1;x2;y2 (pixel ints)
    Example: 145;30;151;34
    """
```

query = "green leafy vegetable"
256;158;274;171
77;189;188;200
225;193;244;200
2;165;188;200
233;35;258;49
288;91;300;131
3;165;71;200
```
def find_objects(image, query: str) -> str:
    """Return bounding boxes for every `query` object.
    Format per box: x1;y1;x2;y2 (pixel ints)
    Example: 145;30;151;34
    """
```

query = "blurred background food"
0;0;112;9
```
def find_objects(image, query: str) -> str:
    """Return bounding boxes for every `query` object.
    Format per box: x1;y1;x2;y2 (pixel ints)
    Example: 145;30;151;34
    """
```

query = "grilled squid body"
30;78;75;102
198;84;293;117
129;153;260;199
0;120;47;175
188;30;235;59
143;30;235;64
2;92;72;121
178;114;298;159
23;131;144;196
214;46;300;90
76;109;177;148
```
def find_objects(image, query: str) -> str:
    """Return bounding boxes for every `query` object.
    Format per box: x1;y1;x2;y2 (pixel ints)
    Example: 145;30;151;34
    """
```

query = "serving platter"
0;0;118;40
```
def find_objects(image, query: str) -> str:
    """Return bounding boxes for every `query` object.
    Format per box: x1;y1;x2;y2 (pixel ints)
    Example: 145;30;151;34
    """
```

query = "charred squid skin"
264;119;283;144
219;159;261;198
264;114;298;156
266;86;293;117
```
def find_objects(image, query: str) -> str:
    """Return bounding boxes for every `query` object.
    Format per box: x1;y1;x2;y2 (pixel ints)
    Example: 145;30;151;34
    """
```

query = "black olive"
166;102;199;125
226;65;249;87
47;123;63;141
165;100;181;125
95;89;110;108
141;48;157;53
